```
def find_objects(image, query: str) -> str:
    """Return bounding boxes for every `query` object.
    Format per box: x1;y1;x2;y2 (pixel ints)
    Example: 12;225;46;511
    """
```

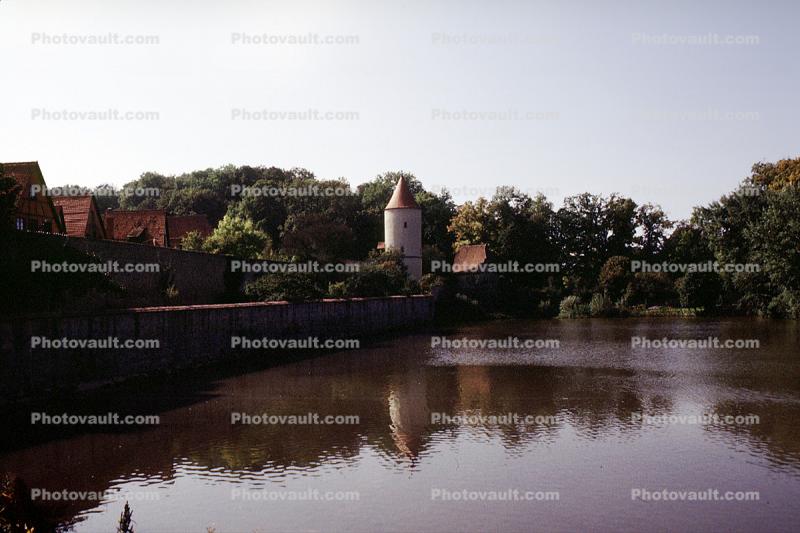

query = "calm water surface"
2;319;800;532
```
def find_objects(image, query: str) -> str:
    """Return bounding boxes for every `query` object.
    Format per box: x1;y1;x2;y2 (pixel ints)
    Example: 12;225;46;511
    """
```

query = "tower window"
404;222;407;228
401;246;405;253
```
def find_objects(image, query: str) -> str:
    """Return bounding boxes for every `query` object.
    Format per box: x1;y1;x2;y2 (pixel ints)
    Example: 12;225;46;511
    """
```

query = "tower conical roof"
385;176;420;209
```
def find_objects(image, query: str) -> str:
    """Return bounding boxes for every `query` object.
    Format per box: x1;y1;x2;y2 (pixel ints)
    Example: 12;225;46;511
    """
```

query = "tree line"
3;157;799;317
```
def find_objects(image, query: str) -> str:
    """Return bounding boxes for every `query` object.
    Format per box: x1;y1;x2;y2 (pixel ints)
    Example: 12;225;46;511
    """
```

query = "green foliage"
244;272;325;302
624;272;676;307
663;223;713;265
750;157;800;191
203;214;271;259
675;272;722;311
0;163;21;238
448;196;494;250
179;230;206;251
281;213;354;262
635;203;673;257
589;293;613;317
766;289;800;319
327;281;348;298
243;250;420;302
419;273;445;294
416;189;457;256
599;256;632;302
555;193;670;297
558;295;589;318
692;161;800;316
339;250;409;297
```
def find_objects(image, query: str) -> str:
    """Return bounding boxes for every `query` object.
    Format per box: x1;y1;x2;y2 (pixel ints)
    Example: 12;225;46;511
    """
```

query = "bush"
624;272;676;307
203;214;271;259
244;272;325;302
338;249;412;297
559;295;589;318
327;281;348;298
343;268;406;297
419;273;445;294
589;293;613;317
180;230;205;251
766;289;800;318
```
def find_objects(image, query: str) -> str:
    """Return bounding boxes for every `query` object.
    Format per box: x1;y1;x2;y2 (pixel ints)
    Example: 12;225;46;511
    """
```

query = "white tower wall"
384;208;422;279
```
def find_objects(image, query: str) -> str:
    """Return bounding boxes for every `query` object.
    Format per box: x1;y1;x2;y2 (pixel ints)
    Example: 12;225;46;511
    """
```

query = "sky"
1;0;798;220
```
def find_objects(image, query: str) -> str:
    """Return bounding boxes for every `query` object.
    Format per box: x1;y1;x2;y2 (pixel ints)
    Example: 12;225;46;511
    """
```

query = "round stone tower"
384;176;422;279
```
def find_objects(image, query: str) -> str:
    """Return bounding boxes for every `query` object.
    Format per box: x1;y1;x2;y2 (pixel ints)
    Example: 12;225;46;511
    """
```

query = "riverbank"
0;296;433;408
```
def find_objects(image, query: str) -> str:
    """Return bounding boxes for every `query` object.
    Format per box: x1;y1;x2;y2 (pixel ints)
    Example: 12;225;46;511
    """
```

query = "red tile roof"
3;162;39;198
52;195;93;237
104;209;169;246
385;176;420;209
167;214;212;247
2;161;66;233
453;244;488;272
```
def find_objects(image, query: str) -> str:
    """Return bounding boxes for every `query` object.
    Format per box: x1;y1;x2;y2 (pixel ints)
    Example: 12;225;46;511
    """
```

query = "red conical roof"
385;176;420;209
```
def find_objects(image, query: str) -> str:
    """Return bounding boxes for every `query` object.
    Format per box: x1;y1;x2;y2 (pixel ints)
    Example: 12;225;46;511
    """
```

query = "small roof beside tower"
385;176;420;209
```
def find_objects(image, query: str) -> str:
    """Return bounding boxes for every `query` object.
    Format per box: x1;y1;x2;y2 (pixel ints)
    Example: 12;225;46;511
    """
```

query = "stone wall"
18;232;238;306
0;296;433;406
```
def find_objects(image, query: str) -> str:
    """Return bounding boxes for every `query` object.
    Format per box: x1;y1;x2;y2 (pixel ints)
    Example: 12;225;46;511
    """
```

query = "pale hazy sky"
1;0;797;219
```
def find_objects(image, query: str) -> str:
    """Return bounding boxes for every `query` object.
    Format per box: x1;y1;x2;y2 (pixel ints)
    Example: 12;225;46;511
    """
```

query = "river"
1;318;799;532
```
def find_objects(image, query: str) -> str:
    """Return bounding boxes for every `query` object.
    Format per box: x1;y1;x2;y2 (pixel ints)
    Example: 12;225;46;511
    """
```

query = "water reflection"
0;318;798;531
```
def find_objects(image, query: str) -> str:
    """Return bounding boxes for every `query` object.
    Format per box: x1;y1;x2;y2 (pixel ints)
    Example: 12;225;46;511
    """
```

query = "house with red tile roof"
452;243;497;304
2;161;65;233
104;209;169;247
52;195;106;239
452;244;488;273
167;214;212;248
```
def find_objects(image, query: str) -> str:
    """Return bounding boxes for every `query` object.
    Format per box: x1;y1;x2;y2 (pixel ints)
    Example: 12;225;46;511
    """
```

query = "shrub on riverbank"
242;250;422;302
243;272;326;302
558;296;588;318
